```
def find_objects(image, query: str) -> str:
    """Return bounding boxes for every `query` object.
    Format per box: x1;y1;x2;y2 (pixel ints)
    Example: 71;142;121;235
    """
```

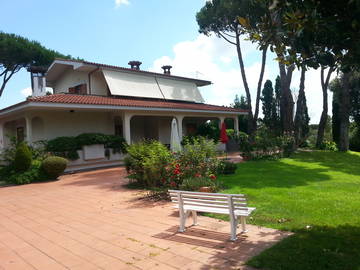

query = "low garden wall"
65;145;125;172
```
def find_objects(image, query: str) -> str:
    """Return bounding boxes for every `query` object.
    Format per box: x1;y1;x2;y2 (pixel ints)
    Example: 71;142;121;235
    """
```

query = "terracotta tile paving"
0;167;290;270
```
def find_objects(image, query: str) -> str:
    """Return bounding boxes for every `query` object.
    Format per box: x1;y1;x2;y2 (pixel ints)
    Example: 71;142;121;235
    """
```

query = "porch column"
219;116;226;129
234;116;239;135
175;115;184;140
25;116;32;145
123;113;132;144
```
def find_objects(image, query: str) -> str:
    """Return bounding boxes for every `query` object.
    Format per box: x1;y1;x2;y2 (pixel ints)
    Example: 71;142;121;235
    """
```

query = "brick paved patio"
0;167;290;270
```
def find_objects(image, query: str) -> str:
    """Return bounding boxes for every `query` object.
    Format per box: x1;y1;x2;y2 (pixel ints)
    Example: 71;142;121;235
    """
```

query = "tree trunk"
316;66;334;148
294;67;306;146
278;62;295;134
0;68;17;97
234;31;260;136
253;46;268;131
338;72;351;151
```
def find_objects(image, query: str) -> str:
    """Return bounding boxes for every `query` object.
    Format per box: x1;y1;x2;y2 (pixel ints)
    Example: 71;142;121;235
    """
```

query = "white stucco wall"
53;69;89;94
30;111;114;141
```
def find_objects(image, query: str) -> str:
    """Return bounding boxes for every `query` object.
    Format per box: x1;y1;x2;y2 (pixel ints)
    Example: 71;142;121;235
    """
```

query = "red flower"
170;181;176;187
195;173;201;178
210;175;216;180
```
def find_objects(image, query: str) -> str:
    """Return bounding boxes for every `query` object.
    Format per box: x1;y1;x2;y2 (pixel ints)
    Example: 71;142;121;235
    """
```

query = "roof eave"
0;101;247;118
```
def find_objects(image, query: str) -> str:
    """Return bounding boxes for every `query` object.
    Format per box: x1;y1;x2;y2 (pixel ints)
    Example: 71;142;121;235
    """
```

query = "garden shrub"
196;122;220;142
104;135;128;154
46;133;127;160
178;136;220;178
7;160;47;185
226;129;235;139
350;126;360;152
41;156;68;179
75;133;107;146
1;136;18;164
14;142;32;172
46;136;79;160
278;135;296;157
218;160;237;175
180;176;220;192
319;140;338;151
30;140;49;161
126;137;221;190
125;140;174;188
238;132;252;157
238;130;295;159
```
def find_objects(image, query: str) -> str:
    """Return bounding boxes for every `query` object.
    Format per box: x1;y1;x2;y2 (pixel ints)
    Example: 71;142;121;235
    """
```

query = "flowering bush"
125;140;174;188
125;137;221;190
180;175;222;192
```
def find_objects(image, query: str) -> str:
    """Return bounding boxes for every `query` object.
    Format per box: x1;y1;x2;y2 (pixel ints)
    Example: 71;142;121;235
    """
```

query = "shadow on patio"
153;224;291;269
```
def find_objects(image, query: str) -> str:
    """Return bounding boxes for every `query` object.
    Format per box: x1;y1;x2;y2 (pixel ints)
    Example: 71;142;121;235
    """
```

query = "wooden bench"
169;190;256;241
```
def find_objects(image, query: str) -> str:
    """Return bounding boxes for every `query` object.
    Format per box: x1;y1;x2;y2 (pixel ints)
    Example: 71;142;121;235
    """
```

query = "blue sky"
0;0;331;123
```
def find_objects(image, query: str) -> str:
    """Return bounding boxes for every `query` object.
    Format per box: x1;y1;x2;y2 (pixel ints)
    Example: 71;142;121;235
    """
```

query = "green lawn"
216;151;360;270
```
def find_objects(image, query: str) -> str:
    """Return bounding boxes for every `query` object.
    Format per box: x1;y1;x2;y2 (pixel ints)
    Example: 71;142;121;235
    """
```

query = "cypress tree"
261;80;277;131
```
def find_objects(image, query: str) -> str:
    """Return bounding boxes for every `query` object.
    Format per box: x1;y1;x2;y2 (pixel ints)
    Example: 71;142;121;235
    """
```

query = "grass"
215;150;360;270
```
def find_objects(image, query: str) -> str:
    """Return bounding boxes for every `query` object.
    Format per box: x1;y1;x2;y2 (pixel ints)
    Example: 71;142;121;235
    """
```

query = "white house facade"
0;59;247;170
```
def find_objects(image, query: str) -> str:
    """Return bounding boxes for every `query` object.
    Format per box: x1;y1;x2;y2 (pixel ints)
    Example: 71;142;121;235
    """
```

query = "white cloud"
150;35;333;124
115;0;129;8
21;87;32;97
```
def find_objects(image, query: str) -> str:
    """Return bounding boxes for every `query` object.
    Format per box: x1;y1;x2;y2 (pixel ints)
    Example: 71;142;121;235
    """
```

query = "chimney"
128;61;142;70
27;66;47;97
161;65;172;75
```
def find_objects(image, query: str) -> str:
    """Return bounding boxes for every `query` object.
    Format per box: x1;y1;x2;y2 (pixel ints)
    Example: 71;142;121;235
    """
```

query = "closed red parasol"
220;122;229;144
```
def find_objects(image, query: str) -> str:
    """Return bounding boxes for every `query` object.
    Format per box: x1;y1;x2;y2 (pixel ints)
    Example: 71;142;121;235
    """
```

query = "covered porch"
0;110;241;149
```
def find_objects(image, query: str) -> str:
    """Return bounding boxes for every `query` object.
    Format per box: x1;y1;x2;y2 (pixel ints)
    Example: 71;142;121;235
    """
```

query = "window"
115;124;123;136
69;84;87;94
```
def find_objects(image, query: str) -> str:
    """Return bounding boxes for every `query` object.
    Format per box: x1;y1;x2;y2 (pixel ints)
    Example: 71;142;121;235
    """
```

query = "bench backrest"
168;190;248;211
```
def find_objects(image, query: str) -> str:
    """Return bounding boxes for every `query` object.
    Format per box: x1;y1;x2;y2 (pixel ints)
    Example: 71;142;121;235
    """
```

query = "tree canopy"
0;32;72;97
196;0;269;136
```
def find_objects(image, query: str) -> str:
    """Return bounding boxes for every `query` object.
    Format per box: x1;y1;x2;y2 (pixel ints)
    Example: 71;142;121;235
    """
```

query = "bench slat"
171;198;247;207
170;193;246;202
172;200;249;210
169;189;245;198
173;205;255;216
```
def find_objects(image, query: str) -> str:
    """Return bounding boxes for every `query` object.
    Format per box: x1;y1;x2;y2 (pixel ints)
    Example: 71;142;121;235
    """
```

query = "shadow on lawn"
247;225;360;270
292;150;360;177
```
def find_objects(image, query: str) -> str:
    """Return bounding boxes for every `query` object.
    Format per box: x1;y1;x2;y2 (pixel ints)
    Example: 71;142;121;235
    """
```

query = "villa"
0;59;247;170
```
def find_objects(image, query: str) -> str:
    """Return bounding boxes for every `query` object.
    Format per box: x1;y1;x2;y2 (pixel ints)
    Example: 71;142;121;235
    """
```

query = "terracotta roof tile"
27;94;246;113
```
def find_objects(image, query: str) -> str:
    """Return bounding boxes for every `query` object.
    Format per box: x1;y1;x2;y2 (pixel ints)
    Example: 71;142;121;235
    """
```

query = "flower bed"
125;137;231;192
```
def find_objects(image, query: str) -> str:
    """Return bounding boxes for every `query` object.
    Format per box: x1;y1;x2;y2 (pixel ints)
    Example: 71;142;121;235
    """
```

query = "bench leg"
240;216;247;233
192;211;198;225
230;215;238;241
179;210;187;233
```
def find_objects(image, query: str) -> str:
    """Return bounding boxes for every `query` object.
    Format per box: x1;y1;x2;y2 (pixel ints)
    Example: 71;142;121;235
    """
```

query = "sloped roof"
24;94;246;113
49;58;212;87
